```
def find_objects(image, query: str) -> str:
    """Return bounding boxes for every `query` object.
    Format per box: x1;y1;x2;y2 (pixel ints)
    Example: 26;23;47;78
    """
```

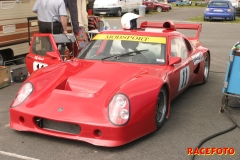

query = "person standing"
64;0;80;57
32;0;68;34
77;0;88;30
64;0;79;36
64;0;89;57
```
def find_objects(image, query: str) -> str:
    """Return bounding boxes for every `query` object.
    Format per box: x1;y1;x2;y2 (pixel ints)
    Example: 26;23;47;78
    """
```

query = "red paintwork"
10;21;210;147
26;34;62;74
143;0;155;12
152;1;172;11
140;21;202;47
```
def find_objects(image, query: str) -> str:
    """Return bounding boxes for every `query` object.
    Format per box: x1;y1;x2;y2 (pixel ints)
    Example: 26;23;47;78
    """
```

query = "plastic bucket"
139;5;146;17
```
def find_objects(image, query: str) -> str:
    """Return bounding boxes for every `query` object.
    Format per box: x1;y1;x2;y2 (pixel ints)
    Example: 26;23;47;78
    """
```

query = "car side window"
32;36;54;56
170;38;188;60
184;38;192;52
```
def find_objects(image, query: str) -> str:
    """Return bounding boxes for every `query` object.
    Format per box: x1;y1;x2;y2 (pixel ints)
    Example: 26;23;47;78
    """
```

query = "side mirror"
46;52;60;59
169;56;181;66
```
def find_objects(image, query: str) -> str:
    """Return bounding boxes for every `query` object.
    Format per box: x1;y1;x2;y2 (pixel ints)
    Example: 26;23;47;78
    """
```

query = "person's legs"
52;22;63;34
38;21;51;33
52;22;65;57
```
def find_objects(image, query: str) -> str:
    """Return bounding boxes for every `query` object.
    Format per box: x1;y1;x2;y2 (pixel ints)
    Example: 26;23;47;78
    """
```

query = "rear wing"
139;21;202;42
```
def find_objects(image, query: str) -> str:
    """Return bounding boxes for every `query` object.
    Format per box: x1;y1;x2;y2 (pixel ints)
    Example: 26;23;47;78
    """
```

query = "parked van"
93;0;142;17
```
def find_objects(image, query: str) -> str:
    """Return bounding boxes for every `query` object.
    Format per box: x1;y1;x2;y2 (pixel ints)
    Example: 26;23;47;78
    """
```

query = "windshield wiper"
101;49;149;61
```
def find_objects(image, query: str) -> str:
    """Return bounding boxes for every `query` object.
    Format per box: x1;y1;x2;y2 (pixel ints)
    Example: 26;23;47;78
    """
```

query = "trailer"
0;0;39;66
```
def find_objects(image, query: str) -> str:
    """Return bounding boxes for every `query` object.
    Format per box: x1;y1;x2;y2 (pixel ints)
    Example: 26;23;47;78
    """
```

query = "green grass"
189;15;240;23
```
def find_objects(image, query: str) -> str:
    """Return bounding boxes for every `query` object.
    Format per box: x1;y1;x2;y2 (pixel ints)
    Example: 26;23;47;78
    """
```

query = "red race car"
143;0;155;13
152;0;172;12
10;14;210;147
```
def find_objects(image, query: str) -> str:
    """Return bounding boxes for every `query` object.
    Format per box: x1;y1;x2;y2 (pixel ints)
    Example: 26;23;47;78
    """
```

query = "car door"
26;34;62;74
168;36;194;99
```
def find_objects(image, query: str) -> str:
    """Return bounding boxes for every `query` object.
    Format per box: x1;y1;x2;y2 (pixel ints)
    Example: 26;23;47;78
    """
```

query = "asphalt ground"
1;7;240;160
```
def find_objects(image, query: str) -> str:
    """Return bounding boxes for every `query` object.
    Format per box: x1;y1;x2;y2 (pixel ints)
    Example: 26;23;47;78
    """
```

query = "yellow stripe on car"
93;34;166;44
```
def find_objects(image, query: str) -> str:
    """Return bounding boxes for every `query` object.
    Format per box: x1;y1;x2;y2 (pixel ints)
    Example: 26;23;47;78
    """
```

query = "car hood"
65;61;149;94
21;60;169;123
29;60;167;98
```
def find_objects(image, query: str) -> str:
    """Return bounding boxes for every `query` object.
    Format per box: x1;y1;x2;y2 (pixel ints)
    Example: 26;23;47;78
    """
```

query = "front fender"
117;75;165;130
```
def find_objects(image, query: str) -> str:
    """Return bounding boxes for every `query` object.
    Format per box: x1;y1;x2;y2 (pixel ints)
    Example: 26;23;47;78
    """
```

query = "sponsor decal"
192;52;204;65
187;147;235;156
178;66;190;91
156;59;165;63
34;56;44;61
93;34;166;44
33;61;48;71
58;107;64;112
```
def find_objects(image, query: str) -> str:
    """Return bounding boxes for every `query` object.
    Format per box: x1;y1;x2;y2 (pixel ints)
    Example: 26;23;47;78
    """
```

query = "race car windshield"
77;34;167;64
101;49;149;61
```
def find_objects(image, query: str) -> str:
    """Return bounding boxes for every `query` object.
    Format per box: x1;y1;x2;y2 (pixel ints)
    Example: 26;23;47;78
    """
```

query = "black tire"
156;6;162;12
116;8;122;17
155;86;168;130
202;53;210;84
0;53;6;66
204;16;207;21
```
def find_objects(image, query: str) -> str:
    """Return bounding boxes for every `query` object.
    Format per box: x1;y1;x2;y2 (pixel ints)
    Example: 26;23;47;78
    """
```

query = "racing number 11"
178;66;190;91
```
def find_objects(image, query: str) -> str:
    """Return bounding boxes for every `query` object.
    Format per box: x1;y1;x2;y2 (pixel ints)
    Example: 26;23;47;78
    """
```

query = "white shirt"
32;0;67;22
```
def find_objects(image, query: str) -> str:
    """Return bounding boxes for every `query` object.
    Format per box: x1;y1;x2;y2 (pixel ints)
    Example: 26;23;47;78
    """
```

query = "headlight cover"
108;94;130;126
11;82;33;107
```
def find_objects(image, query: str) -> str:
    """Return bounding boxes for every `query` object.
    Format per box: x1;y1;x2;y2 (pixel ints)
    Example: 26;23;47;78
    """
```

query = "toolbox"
0;66;11;89
10;64;28;83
